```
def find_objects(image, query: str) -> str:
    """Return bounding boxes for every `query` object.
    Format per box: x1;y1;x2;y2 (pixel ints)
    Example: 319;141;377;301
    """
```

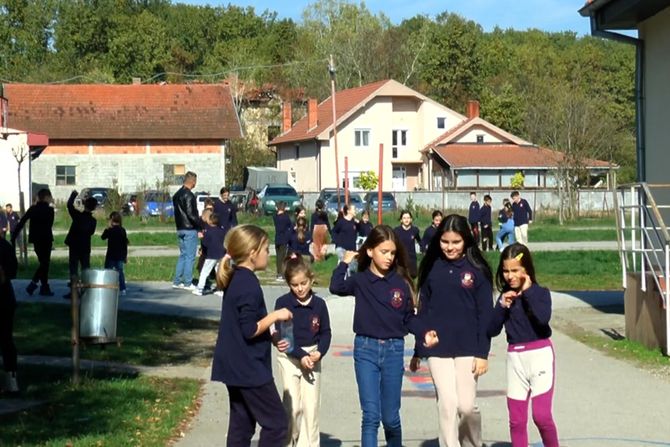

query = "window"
164;164;186;185
56;166;76;185
392;147;398;158
476;134;484;144
354;129;370;147
392;129;407;159
437;117;446;129
295;144;300;160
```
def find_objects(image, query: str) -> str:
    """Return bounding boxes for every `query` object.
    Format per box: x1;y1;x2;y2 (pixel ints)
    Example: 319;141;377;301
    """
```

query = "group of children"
211;210;559;447
469;191;534;250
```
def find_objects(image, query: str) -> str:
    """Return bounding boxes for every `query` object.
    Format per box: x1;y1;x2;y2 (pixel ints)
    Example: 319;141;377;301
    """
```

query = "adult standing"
172;171;201;290
12;189;55;296
213;187;238;235
510;191;533;245
0;237;19;394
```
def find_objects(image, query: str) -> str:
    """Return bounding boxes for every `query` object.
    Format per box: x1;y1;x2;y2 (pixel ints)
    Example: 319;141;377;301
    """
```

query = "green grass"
53;231;178;247
15;302;218;366
0;365;200;447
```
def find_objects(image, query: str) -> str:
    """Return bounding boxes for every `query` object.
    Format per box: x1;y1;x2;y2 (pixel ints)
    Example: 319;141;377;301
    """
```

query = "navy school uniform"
488;283;552;344
421;224;439;253
101;225;129;263
393;225;421;278
357;221;373;238
512;198;533;226
288;229;313;259
333;217;358;251
468;201;481;225
310;211;332;235
415;257;493;359
329;262;425;338
202;225;226;260
213;199;238;232
274;213;293;246
274;292;332;360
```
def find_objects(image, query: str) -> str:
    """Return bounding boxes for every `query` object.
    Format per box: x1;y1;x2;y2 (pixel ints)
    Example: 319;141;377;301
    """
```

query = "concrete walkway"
10;279;670;446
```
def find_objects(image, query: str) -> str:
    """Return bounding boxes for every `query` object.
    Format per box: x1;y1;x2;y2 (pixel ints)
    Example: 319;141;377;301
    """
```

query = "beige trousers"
514;224;529;245
427;357;482;447
277;345;322;447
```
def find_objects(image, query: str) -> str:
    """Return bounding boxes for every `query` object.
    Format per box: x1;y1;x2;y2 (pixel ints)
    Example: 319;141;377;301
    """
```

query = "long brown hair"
216;224;269;290
295;216;308;243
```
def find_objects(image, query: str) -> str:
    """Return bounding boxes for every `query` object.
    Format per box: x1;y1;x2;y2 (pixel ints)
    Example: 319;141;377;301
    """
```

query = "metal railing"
615;182;670;354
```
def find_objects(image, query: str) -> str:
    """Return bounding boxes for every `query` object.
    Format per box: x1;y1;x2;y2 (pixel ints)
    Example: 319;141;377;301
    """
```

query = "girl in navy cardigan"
488;243;559;447
275;254;332;447
411;214;493;447
288;216;314;263
393;210;421;278
330;225;438;447
211;225;293;446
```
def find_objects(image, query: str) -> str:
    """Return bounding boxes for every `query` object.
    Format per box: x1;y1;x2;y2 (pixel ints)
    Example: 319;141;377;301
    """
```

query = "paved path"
9;280;670;446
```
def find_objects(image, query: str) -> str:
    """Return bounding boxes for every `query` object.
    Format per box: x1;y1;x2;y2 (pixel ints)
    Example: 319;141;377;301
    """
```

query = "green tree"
357;171;378;190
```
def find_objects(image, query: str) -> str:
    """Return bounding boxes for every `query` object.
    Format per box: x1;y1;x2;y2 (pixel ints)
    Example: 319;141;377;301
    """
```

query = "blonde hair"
201;208;213;224
216;224;269;290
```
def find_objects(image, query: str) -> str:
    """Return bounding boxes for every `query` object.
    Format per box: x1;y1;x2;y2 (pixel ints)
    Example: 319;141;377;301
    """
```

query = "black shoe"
39;286;55;297
63;292;72;300
26;281;38;296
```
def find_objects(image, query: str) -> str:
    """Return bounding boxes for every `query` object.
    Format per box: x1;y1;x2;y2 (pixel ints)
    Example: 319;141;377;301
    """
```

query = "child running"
275;254;332;446
194;213;226;295
211;224;293;445
411;214;493;447
488;243;559;447
330;225;438;447
101;212;129;296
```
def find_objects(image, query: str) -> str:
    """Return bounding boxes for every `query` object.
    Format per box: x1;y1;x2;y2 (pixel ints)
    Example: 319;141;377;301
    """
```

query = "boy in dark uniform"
479;195;493;251
468;192;480;244
213;187;238;235
12;189;55;296
64;190;98;299
0;237;19;394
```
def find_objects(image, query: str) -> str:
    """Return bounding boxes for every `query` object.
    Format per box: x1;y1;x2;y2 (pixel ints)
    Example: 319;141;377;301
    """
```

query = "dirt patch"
175;328;218;368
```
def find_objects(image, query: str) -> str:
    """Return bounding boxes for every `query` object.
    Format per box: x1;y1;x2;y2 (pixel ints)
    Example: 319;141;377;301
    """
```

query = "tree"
357;171;378;191
225;138;276;187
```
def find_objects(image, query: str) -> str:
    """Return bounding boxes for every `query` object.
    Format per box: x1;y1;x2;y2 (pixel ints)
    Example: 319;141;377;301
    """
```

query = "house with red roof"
3;83;242;200
270;79;613;193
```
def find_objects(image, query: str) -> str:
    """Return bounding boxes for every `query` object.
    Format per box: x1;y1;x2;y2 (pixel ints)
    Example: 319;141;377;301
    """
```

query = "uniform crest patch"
390;288;404;309
311;315;320;333
461;271;474;288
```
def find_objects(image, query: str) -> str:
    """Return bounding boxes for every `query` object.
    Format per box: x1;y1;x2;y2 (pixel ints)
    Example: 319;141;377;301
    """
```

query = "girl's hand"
501;290;518;308
276;339;290;352
409;356;421;372
274;308;293;322
300;356;314;370
309;351;322;363
472;358;488;377
423;330;439;348
520;273;532;292
342;250;358;264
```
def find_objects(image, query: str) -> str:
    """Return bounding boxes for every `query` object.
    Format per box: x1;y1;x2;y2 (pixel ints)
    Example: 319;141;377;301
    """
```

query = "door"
392;166;406;191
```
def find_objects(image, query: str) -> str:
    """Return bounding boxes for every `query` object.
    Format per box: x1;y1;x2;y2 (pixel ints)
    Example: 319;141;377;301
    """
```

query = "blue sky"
179;0;592;34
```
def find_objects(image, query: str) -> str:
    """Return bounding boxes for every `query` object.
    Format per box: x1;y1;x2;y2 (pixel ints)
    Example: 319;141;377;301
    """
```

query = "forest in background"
0;0;637;183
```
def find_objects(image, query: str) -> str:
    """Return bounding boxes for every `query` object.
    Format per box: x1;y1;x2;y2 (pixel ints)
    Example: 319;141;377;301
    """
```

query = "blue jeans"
105;259;126;291
496;220;516;251
354;335;404;447
173;229;198;286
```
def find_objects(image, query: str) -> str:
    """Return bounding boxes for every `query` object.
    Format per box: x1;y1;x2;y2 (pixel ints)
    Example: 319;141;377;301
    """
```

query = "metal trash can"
79;269;119;343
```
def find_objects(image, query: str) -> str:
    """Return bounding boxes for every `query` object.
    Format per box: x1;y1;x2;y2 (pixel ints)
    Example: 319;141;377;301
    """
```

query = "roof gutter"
588;15;645;181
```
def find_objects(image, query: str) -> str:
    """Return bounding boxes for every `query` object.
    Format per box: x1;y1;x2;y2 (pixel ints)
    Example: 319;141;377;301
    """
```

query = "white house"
0;127;49;210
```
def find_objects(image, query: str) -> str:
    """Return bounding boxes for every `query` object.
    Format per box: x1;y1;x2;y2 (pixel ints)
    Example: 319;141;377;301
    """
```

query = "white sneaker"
214;290;224;297
192;288;204;296
275;276;284;282
183;284;197;292
119;289;127;296
172;283;184;289
6;372;19;394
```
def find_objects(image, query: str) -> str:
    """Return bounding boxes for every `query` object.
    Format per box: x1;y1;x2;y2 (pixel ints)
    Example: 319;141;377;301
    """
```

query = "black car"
325;193;364;216
80;187;111;207
363;191;398;213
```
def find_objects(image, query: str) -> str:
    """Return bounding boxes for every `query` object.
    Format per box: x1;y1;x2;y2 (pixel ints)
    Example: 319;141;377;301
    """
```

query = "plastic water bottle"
280;320;294;352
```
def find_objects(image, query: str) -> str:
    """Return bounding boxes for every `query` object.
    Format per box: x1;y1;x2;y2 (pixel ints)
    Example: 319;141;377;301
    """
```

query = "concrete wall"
624;273;668;355
0;132;32;208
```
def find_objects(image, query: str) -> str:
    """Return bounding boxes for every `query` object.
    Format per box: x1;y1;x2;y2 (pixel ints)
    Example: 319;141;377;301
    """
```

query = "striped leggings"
506;339;559;447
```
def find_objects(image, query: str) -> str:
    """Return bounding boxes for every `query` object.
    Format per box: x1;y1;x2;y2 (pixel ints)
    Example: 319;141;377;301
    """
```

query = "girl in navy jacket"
410;214;493;447
288;216;313;263
393;210;421;278
330;225;438;447
211;225;293;445
274;254;331;446
488;243;559;447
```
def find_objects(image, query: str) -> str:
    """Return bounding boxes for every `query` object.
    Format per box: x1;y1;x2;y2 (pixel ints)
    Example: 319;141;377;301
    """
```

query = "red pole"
378;143;383;225
329;55;341;211
344;156;349;206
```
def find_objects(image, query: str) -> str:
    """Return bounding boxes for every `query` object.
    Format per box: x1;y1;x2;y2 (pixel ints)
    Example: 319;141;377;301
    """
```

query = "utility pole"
329;54;341;212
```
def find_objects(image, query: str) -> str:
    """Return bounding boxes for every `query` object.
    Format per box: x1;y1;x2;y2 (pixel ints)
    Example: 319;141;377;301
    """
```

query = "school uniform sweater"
333;217;358;250
213;199;238;232
488;283;553;344
211;267;273;387
274;292;332;360
273;213;293;245
511;198;533;226
64;192;97;253
468;201;481;225
330;262;424;339
310;211;331;235
479;204;492;227
421;224;438;252
101;226;129;263
394;225;421;271
202;225;226;260
416;257;493;359
14;202;54;244
288;230;312;257
357;221;373;238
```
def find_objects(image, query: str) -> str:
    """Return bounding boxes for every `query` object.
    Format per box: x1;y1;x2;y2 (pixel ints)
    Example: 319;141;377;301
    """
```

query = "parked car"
258;184;301;215
121;193;138;216
363;191;398;213
80;187;111;207
317;187;339;204
196;193;216;216
143;190;174;217
325;193;364;217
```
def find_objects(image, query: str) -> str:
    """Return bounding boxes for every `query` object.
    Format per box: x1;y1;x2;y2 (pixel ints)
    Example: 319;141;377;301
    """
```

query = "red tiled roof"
269;79;390;145
4;83;242;140
432;144;613;169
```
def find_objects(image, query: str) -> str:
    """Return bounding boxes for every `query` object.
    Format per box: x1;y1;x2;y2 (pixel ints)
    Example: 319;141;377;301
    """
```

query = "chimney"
132;77;142;85
282;101;292;133
467;100;480;119
308;98;318;129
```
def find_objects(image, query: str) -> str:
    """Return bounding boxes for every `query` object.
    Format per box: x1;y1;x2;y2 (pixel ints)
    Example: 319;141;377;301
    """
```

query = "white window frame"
354;129;371;148
392;129;408;159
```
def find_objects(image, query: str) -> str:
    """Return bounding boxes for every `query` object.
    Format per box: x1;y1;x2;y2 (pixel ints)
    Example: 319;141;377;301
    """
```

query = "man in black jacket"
64;190;98;299
172;171;200;290
0;237;19;394
12;188;55;296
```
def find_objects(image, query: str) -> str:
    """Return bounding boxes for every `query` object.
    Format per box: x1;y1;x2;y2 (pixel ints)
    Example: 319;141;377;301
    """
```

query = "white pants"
427;357;482;447
514;224;529;245
196;258;218;291
277;345;322;447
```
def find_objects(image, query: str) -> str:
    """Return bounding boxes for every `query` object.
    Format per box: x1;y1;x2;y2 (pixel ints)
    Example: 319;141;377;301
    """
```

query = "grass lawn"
0;365;200;447
15;302;218;366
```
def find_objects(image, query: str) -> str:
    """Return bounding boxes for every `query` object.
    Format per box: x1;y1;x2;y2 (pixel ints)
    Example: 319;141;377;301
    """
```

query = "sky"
180;0;593;35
